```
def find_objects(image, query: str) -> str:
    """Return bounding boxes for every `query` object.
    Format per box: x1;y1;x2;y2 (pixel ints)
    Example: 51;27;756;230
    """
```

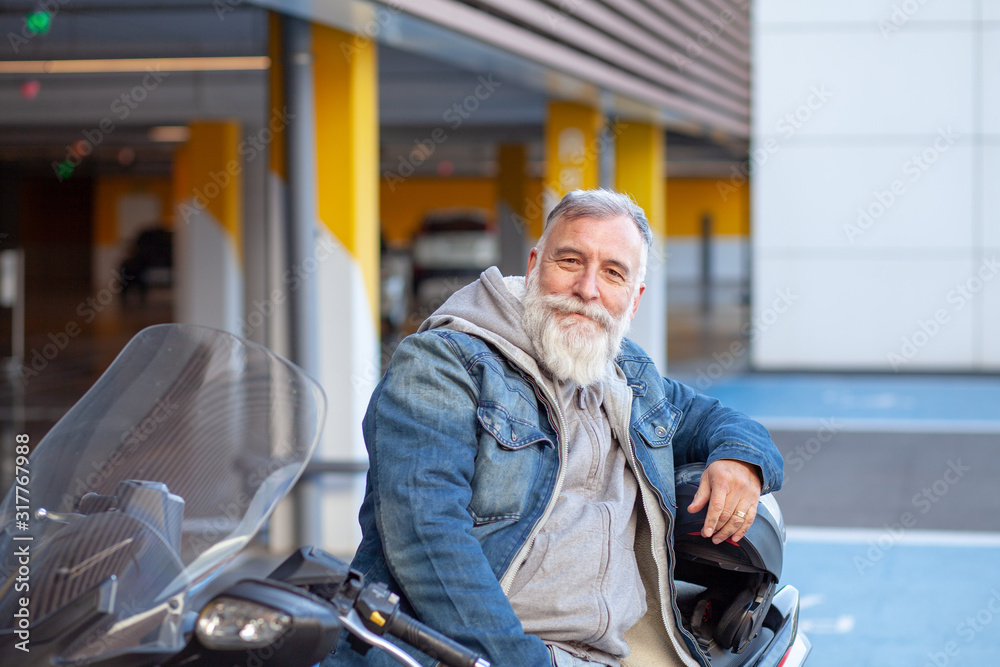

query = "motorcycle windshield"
0;324;326;663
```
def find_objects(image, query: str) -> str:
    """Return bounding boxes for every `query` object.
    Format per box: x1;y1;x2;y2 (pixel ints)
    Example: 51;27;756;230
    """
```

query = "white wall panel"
756;0;977;25
753;30;975;138
665;238;699;280
751;258;976;369
751;5;996;371
753;143;974;251
174;204;243;334
984;145;1000;250
981;253;1000;368
665;237;749;283
983;28;1000;136
630;236;668;372
984;2;1000;21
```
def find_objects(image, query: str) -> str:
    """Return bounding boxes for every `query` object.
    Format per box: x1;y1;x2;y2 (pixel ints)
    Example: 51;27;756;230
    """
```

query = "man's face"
521;214;646;385
526;214;645;325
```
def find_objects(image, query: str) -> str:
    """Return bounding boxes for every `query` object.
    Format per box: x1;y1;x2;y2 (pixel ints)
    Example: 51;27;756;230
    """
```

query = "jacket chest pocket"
469;403;554;526
632;399;683;507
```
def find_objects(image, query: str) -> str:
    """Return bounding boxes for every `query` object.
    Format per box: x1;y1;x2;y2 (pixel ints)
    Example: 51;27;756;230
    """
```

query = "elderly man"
331;189;782;667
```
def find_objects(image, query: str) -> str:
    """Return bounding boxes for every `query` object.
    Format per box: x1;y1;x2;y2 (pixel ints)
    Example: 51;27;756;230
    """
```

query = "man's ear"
629;283;645;321
526;247;539;278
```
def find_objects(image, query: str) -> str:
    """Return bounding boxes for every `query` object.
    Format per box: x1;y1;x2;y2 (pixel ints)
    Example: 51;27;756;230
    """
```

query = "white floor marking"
787;526;1000;547
800;615;855;634
798;594;824;610
759;417;1000;434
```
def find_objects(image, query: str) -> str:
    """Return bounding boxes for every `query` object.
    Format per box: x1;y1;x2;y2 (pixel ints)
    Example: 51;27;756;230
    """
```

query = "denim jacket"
333;324;783;667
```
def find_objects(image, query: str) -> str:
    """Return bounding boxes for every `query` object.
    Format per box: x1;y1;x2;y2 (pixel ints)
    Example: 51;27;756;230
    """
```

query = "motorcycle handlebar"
350;579;489;667
385;611;490;667
266;548;490;667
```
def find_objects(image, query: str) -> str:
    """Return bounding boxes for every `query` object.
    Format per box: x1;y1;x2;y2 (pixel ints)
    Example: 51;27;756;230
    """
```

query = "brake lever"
340;608;423;667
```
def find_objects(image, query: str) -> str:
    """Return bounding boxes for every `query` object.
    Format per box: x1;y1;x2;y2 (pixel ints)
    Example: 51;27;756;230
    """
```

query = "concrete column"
497;143;529;275
616;122;668;371
265;10;291;360
291;21;380;555
174;121;244;334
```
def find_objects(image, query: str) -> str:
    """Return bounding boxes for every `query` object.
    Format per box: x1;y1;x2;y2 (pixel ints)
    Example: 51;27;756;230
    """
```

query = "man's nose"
573;266;600;301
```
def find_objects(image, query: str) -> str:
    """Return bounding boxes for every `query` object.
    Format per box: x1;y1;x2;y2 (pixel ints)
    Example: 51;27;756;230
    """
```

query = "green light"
57;161;74;180
26;12;52;36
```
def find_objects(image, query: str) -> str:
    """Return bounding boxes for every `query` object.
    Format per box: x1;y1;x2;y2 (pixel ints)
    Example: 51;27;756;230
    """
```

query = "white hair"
538;188;652;284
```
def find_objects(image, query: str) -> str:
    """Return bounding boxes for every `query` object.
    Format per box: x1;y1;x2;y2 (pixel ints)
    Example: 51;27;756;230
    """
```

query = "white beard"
522;274;633;386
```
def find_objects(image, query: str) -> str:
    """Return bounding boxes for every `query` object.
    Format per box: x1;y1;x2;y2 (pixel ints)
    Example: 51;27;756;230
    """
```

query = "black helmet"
672;462;785;654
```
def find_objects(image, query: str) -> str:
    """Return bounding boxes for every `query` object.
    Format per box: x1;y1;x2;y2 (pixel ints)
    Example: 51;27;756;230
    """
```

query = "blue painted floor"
785;531;1000;667
673;373;1000;432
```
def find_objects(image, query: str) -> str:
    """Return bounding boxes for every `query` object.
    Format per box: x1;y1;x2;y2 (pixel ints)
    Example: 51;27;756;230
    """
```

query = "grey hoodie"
420;268;655;666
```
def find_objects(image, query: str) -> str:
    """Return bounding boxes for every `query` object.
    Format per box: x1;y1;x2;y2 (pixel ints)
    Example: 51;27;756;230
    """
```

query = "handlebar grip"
386;612;490;667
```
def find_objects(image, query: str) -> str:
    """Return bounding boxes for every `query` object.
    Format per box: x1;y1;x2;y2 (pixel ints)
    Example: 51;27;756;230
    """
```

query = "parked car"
410;208;498;314
120;226;173;304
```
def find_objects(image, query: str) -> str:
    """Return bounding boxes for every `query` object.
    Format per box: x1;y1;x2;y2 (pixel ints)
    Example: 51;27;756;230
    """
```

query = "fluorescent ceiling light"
149;126;190;143
0;56;270;75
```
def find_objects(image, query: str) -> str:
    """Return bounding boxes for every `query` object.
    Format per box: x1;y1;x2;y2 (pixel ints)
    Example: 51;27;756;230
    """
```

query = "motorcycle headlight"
196;597;292;649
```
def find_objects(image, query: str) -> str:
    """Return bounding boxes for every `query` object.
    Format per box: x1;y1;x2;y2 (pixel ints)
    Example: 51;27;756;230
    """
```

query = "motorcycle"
0;323;807;667
0;324;485;667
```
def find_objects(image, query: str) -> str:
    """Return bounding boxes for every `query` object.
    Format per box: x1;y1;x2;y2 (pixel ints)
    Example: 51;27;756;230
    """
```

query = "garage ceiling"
0;1;745;179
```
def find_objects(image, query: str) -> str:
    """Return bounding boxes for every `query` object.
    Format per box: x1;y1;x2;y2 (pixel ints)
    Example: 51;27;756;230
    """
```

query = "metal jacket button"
654;426;667;438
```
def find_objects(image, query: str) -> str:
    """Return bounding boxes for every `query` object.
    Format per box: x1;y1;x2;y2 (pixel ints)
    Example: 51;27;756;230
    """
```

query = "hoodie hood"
418;266;542;373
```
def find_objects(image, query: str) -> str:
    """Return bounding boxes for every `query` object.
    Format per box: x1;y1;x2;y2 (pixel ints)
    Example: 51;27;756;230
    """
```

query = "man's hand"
687;459;763;544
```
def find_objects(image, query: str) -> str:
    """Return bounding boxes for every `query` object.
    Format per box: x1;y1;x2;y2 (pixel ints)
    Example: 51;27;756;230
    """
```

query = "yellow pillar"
186;122;243;260
306;21;380;553
543;101;604;236
616;122;665;239
313;22;379;324
615;121;668;370
498;144;527;223
174;120;244;333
